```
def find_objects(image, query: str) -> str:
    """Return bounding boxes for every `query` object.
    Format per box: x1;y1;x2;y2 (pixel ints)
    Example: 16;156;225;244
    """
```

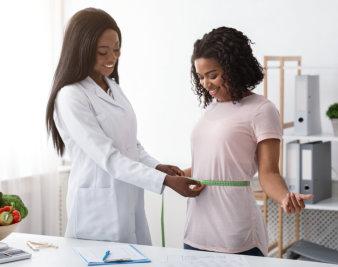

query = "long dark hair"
191;27;263;108
46;8;121;156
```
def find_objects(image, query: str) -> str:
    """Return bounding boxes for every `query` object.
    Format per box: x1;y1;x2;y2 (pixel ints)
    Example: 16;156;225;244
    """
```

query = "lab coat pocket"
75;188;119;241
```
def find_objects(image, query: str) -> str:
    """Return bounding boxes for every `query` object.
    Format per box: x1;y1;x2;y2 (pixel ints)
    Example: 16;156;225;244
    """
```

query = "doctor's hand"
156;164;185;176
281;192;314;214
163;175;205;197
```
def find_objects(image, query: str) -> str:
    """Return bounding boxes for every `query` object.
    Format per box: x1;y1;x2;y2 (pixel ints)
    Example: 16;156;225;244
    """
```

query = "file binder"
294;75;321;136
300;141;331;204
285;141;301;193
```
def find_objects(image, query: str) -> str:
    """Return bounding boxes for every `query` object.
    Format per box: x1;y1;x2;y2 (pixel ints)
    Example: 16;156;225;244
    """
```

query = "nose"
202;78;211;90
110;52;118;62
108;50;120;63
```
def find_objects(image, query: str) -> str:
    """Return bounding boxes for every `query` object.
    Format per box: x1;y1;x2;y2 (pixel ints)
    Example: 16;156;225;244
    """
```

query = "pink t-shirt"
184;93;281;256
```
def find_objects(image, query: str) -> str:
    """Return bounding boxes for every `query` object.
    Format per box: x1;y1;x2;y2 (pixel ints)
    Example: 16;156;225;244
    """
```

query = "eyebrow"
97;46;119;49
97;42;120;49
197;70;217;76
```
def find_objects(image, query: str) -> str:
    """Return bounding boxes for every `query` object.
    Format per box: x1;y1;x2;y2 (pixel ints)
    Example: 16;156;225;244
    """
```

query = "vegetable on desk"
0;193;28;219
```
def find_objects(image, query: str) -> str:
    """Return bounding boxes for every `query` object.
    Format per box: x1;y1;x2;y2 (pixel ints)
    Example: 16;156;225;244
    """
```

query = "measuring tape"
161;177;250;247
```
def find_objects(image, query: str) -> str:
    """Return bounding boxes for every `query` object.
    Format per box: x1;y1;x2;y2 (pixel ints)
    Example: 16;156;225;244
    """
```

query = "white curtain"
0;0;65;236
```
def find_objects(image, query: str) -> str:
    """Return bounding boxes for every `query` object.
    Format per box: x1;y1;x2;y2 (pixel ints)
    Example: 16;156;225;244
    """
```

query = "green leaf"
326;103;338;119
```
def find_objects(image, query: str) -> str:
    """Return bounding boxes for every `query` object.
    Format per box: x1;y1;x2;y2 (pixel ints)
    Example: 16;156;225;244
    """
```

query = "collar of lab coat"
81;76;126;111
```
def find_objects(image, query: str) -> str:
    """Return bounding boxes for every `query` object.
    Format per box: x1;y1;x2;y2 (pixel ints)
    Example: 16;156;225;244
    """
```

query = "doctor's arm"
55;87;202;197
257;139;313;214
164;175;204;197
136;141;185;176
183;168;191;177
136;141;160;168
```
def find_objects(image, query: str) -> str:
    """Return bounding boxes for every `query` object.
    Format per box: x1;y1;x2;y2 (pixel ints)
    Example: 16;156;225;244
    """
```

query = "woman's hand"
156;164;185;176
281;192;314;214
257;139;313;213
163;175;205;197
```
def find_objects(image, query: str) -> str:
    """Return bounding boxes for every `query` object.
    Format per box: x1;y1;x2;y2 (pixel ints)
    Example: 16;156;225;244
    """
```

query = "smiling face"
90;29;120;87
194;58;231;102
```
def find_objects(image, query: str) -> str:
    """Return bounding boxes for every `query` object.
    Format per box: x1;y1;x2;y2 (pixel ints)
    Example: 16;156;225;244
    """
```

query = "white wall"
63;0;338;248
0;0;63;180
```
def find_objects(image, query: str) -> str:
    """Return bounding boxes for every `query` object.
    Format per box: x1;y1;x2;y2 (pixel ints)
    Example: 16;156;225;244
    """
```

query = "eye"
113;48;120;53
98;51;107;56
210;74;217;80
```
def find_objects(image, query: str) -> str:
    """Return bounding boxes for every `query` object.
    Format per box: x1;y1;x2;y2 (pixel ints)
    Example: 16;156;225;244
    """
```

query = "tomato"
0;206;11;213
12;209;21;224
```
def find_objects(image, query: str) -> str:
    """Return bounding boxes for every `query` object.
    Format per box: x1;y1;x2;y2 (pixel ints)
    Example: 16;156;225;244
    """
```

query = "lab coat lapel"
95;86;126;111
83;76;126;111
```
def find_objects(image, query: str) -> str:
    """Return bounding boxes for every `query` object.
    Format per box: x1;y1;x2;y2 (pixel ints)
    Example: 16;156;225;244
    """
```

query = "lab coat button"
124;115;128;120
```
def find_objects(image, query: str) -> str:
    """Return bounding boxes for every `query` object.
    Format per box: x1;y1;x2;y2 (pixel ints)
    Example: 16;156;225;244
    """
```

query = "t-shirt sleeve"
252;101;282;143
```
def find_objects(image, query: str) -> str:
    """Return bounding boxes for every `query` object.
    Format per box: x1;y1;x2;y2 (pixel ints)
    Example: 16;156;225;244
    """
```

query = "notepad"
74;244;150;266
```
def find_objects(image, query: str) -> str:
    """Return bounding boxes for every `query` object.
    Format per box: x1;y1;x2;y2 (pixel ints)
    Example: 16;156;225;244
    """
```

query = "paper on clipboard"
164;253;248;267
74;244;150;266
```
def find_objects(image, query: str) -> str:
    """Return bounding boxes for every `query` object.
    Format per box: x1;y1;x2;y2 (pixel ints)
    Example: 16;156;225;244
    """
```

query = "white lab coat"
54;76;166;245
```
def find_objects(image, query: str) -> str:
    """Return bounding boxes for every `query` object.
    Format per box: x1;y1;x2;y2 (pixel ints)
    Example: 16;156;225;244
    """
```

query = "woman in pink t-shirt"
183;27;313;256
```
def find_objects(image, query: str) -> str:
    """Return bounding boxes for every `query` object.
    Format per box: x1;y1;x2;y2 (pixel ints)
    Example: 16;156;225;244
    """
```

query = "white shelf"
256;198;338;211
283;132;338;142
305;197;338;211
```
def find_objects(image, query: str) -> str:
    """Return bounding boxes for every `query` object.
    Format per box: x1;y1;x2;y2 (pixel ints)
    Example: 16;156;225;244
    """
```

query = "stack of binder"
285;141;331;204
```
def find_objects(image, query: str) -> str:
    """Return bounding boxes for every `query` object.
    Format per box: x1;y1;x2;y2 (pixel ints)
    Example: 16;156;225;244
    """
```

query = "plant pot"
331;118;338;136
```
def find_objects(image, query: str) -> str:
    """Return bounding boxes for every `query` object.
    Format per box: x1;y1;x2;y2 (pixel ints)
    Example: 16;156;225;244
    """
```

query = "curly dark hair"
191;27;263;108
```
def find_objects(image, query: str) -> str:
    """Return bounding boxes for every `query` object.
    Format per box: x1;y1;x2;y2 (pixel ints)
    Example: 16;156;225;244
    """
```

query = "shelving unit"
305;197;338;211
262;56;302;258
263;55;338;258
283;132;338;142
283;132;338;210
257;197;338;211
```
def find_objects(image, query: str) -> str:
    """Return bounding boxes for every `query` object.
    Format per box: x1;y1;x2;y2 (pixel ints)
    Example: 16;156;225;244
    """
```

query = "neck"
90;74;108;92
217;90;253;102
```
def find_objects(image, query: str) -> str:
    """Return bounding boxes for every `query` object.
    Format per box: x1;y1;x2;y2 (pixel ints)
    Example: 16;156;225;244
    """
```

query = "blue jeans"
183;243;264;257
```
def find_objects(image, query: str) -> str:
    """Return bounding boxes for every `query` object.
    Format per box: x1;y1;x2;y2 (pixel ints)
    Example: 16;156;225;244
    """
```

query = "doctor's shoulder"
56;83;90;107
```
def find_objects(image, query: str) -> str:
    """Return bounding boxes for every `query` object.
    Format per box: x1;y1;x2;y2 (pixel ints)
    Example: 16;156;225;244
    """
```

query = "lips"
208;88;219;96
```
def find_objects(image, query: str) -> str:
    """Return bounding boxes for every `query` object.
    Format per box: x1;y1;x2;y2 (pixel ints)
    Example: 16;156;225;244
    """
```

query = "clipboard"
73;244;151;266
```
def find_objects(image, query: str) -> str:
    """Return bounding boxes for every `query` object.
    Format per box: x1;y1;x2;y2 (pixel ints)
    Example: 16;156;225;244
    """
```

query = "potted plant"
326;102;338;136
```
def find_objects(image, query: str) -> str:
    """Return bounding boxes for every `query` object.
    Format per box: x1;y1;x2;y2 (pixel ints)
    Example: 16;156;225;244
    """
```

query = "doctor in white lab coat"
46;8;204;245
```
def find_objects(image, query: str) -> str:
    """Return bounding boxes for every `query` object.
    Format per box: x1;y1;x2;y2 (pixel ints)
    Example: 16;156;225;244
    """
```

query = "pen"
102;250;110;261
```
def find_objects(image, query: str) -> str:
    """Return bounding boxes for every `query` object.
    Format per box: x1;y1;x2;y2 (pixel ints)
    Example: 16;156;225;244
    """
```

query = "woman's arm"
257;139;313;213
